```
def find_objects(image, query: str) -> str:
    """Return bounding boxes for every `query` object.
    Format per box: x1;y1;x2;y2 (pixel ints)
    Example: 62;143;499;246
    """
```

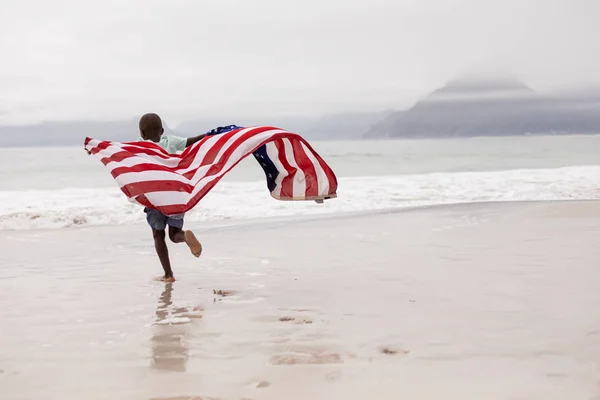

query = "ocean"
1;134;599;231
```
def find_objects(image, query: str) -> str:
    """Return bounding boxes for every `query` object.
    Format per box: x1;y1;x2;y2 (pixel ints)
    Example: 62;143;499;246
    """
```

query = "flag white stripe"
144;191;190;206
116;170;191;186
105;156;182;172
94;145;125;160
95;145;182;168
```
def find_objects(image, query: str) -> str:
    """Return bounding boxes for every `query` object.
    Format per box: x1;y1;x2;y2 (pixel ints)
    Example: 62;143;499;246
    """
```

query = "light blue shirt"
139;135;187;154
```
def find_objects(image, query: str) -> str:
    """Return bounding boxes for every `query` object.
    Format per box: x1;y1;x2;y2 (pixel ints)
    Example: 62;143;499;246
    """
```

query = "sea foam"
0;166;598;231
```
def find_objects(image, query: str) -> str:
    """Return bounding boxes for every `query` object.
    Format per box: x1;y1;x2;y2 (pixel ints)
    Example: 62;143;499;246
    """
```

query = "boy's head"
139;113;164;142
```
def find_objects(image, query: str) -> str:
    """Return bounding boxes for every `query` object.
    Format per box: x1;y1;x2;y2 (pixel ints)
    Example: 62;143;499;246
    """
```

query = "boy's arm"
182;124;241;148
185;134;207;148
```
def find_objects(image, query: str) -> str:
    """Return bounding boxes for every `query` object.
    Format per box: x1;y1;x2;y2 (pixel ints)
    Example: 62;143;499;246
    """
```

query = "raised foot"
184;230;202;257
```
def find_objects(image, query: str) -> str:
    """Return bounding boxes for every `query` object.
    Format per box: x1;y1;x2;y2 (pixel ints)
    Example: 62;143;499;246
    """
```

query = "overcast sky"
0;0;598;125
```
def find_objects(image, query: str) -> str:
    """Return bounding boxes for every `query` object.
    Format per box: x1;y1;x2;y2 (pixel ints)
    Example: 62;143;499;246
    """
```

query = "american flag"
84;125;338;215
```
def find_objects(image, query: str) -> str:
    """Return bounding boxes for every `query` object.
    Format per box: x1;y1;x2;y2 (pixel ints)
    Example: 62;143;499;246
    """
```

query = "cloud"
0;0;599;124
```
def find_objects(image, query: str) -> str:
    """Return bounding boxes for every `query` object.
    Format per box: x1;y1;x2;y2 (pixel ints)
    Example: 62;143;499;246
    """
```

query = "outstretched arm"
185;134;207;148
184;125;241;148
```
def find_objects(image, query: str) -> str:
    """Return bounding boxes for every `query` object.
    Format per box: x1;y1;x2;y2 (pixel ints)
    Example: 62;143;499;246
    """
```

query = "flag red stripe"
301;140;338;195
158;204;189;215
134;194;154;209
90;141;110;155
101;151;137;166
290;139;318;198
122;180;194;198
121;145;172;159
99;144;174;167
274;139;295;198
110;163;175;178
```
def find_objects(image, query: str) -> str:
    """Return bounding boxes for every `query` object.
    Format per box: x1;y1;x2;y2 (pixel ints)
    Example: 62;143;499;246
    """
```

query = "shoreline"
1;198;598;236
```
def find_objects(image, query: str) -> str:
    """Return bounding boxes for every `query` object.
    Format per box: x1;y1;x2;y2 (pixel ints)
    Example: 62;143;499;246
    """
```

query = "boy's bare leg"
168;226;185;243
169;226;202;257
153;228;175;282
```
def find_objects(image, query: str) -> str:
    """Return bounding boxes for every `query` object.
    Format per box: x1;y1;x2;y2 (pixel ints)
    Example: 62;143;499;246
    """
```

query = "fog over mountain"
365;77;600;138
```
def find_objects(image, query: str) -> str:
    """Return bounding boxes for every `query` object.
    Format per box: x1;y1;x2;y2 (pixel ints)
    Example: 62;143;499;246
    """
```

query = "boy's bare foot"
184;230;202;257
154;276;176;282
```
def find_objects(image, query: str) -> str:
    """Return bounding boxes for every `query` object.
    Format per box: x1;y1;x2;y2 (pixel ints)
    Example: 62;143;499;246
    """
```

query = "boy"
138;113;205;282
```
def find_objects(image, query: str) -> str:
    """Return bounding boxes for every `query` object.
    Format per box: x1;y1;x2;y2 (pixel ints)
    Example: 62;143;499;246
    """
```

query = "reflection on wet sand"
151;283;203;372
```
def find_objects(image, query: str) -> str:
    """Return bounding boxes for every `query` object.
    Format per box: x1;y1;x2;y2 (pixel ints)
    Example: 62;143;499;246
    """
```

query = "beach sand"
0;201;599;400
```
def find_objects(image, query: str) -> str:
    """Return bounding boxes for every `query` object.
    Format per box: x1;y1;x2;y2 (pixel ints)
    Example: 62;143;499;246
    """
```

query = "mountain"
365;77;600;138
0;111;390;147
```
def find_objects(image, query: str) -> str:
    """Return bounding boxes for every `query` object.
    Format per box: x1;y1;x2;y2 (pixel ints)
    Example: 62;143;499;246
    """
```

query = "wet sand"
0;201;599;400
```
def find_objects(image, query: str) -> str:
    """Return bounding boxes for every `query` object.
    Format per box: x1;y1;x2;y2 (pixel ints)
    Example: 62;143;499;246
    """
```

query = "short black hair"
139;113;163;136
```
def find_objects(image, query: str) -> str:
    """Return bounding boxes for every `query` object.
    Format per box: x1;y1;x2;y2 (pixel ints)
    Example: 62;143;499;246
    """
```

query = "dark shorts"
144;207;185;230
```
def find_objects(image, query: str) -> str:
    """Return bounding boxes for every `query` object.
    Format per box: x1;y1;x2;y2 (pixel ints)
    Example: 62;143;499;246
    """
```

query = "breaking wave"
0;166;598;231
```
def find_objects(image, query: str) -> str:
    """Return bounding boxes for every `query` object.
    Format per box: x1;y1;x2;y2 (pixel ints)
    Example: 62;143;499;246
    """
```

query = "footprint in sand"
271;345;343;365
213;289;237;297
379;346;410;356
271;352;342;365
545;372;569;381
325;370;342;382
151;396;220;400
244;380;271;390
212;289;238;302
175;306;204;320
279;316;313;324
154;317;191;325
